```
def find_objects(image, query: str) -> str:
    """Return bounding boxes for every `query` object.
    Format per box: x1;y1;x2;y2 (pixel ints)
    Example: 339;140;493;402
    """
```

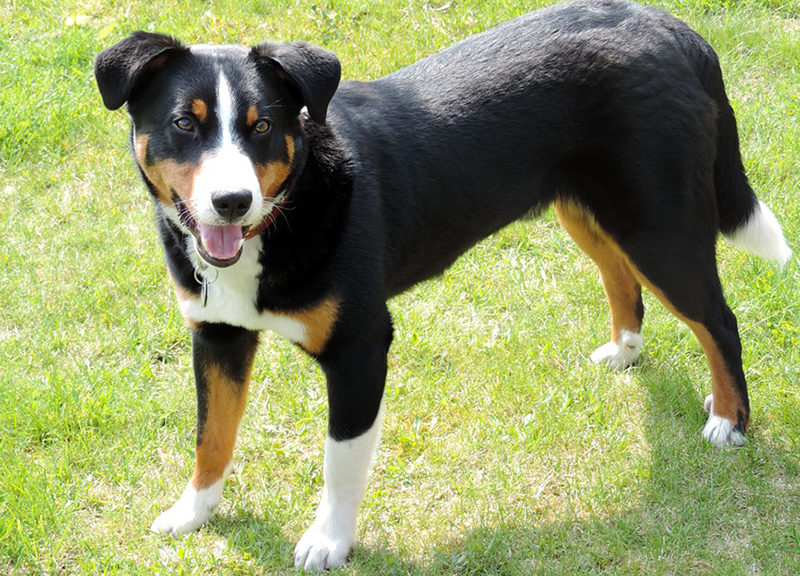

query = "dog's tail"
699;43;792;266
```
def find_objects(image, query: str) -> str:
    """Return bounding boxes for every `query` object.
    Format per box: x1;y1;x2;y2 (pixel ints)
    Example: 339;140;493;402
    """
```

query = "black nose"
211;190;252;221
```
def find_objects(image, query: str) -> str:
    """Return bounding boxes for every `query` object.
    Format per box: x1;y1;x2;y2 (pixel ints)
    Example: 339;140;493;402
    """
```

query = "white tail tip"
725;200;792;267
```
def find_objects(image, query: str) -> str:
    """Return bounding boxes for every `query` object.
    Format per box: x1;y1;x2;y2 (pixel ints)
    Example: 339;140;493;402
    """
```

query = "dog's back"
327;0;774;294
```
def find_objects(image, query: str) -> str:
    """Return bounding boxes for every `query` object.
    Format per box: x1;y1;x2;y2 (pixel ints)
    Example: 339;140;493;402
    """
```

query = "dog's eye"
174;117;195;132
254;119;271;134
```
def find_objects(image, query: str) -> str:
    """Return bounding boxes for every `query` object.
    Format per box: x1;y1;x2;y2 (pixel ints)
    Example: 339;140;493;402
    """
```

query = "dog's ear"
253;41;341;124
95;32;187;110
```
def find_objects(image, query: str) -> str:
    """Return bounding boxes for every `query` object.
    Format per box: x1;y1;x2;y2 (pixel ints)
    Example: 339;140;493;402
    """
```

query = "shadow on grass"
400;375;800;574
219;364;800;574
209;510;297;570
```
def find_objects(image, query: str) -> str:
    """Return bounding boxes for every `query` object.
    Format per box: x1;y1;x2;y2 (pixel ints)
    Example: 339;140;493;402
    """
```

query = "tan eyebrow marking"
247;105;259;126
191;99;208;122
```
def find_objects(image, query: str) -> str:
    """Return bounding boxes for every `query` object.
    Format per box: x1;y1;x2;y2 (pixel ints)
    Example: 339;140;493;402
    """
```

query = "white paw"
590;330;643;370
294;522;352;572
702;394;746;448
150;480;224;537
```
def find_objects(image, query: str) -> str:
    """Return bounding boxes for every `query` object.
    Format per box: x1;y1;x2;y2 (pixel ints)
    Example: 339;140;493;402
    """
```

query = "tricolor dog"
95;0;791;570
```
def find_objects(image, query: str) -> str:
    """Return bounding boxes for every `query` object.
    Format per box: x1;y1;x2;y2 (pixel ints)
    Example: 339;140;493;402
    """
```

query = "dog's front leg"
151;323;259;536
294;314;392;571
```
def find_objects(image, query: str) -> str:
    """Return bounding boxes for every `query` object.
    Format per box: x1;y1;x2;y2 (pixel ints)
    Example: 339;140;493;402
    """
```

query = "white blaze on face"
191;72;263;262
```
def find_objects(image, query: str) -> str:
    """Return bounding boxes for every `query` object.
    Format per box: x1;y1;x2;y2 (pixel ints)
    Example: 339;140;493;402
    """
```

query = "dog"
95;0;791;570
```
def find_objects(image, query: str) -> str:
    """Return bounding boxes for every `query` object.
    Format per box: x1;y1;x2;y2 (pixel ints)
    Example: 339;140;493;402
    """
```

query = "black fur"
253;41;341;124
254;121;354;311
94;31;187;110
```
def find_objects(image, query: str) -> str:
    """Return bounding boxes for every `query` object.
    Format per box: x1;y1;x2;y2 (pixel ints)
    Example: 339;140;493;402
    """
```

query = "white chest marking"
179;235;307;344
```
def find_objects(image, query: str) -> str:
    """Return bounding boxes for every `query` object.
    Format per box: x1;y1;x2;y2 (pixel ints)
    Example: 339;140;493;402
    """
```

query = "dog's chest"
178;237;308;344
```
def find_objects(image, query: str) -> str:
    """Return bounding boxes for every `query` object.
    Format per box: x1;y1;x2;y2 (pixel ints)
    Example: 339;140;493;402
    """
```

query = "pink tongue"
197;223;243;261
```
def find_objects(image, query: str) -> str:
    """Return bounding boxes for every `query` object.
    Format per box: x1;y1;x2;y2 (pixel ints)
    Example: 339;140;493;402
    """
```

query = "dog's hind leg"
294;308;393;571
151;323;259;536
624;237;749;448
554;199;644;370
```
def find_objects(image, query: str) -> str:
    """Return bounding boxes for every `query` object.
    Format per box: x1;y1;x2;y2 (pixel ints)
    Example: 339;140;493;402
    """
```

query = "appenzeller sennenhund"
95;0;791;570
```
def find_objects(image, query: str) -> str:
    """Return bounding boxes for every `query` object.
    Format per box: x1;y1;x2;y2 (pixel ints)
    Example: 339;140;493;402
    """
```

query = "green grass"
1;0;799;574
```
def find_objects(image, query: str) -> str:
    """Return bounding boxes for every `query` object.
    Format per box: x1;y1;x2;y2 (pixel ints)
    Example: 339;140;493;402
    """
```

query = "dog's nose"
211;190;252;221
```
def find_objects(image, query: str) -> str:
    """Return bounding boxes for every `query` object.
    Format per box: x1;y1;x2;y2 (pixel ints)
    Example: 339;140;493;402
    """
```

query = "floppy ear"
94;31;187;110
253;41;341;124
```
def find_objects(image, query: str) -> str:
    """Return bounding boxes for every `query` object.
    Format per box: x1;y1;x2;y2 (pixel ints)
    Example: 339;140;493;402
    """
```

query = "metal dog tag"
200;276;209;307
194;266;217;308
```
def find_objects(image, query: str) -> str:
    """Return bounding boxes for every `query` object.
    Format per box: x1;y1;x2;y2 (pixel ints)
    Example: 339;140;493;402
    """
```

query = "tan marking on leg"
554;199;746;428
687;321;746;427
554;199;642;341
193;364;251;489
191;99;208;123
624;263;748;430
286;297;340;355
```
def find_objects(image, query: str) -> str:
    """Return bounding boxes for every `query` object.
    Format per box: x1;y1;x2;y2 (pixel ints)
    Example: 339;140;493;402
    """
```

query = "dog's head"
95;32;340;267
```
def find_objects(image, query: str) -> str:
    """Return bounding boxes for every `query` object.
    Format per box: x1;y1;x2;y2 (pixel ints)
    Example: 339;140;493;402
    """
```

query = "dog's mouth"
172;191;288;268
175;198;246;268
195;222;245;267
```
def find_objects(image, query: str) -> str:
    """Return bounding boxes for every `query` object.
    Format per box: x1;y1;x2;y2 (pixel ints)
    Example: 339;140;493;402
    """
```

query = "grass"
1;0;799;574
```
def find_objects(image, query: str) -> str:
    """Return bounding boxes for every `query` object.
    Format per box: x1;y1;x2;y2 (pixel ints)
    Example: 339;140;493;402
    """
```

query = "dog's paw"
150;482;222;537
702;394;746;448
294;523;352;572
590;330;643;370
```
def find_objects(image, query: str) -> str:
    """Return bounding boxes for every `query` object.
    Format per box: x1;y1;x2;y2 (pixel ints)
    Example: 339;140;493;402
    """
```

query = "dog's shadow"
217;363;799;573
209;511;296;570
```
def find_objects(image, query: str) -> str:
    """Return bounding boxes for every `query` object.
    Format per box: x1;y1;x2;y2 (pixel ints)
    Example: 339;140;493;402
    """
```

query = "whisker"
274;201;293;233
263;98;286;110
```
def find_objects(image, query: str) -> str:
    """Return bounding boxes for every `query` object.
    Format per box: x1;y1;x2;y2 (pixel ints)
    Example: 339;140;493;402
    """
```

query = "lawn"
1;0;799;574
